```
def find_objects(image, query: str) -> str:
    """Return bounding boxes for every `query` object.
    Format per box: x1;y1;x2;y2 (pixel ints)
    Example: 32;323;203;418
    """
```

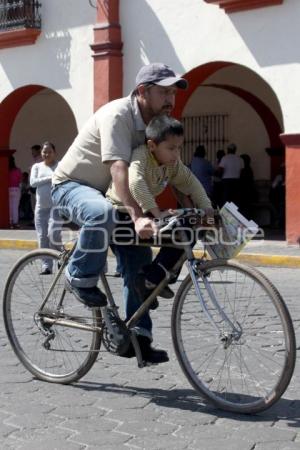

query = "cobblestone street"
0;249;299;450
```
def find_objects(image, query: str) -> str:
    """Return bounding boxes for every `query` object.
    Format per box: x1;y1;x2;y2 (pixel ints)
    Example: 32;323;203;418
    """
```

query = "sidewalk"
1;228;300;267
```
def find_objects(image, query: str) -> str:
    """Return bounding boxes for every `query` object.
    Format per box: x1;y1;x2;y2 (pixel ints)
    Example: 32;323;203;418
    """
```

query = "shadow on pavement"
72;380;300;425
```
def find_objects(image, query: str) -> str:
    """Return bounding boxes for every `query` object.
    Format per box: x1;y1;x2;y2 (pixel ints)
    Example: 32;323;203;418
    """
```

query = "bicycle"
2;209;296;414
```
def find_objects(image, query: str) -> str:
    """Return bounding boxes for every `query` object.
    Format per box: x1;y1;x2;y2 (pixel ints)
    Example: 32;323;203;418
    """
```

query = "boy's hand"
203;208;221;228
134;217;158;239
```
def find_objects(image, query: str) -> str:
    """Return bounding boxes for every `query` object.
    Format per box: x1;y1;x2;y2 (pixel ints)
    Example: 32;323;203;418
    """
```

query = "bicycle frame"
39;230;240;345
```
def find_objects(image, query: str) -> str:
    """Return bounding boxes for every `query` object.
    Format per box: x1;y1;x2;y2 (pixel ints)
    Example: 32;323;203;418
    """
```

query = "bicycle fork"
186;260;242;345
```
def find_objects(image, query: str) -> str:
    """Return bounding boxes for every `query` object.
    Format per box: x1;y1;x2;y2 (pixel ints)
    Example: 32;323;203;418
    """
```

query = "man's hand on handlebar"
134;217;158;239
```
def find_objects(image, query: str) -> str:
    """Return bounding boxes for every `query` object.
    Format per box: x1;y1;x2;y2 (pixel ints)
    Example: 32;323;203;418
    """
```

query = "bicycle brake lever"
156;216;179;235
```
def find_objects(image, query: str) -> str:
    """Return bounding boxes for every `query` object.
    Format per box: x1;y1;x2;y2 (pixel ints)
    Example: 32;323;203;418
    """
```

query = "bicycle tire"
3;249;102;384
171;259;296;414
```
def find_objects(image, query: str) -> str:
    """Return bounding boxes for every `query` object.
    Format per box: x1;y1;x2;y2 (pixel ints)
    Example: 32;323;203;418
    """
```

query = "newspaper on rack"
205;202;259;259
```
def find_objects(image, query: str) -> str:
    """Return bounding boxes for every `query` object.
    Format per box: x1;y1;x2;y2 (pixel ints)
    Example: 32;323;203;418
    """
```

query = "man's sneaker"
135;273;174;310
65;279;107;308
120;335;169;364
113;271;121;277
40;268;52;275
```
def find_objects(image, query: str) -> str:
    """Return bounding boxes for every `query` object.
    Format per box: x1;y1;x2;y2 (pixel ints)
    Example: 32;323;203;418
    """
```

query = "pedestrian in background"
8;155;22;229
239;153;257;218
190;144;213;197
29;144;42;215
217;143;243;206
19;171;33;221
30;142;62;274
212;149;225;208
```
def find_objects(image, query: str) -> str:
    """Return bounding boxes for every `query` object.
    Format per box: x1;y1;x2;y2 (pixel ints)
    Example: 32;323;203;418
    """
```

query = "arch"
159;61;285;223
0;85;45;148
202;84;282;148
174;62;284;149
173;61;234;118
0;85;77;228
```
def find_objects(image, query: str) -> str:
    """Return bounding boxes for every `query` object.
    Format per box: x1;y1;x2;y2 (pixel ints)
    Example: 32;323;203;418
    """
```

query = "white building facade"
0;0;299;241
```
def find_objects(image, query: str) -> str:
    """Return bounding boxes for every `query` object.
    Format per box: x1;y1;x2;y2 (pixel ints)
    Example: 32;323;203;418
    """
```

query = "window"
0;0;41;31
0;1;41;49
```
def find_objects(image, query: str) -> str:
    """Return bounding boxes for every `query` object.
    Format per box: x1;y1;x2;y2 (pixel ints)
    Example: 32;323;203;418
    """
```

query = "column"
280;134;300;243
0;149;15;228
90;0;123;111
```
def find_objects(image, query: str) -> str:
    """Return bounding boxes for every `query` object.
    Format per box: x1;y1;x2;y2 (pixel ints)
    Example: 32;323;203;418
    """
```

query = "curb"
1;238;300;268
0;239;38;250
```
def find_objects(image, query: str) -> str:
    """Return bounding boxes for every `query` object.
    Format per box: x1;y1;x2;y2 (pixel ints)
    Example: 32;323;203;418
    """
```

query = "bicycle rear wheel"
172;259;296;414
3;249;102;384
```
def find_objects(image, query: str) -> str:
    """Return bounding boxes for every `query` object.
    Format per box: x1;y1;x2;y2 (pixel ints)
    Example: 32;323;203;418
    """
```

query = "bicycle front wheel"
3;249;102;384
172;259;296;414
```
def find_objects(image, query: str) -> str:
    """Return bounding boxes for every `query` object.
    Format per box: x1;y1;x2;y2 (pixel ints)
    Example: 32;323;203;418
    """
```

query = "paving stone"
175;423;232;441
230;427;297;443
0;421;20;438
52;404;106;419
94;394;151;410
0;438;23;450
63;415;119;433
129;434;193;449
255;443;300;450
71;429;132;446
117;419;178;436
190;438;254;450
12;440;84;450
9;427;73;442
4;413;63;431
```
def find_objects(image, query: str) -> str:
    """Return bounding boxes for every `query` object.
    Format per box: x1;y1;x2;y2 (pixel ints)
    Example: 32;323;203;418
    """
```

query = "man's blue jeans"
112;244;153;340
52;181;114;288
52;181;153;338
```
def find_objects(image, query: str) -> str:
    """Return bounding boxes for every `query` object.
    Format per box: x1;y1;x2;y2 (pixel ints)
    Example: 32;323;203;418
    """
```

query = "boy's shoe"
65;278;107;308
135;273;174;310
120;335;169;364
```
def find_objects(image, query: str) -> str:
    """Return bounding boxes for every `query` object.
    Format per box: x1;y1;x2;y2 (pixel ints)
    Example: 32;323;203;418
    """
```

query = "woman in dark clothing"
239;154;257;219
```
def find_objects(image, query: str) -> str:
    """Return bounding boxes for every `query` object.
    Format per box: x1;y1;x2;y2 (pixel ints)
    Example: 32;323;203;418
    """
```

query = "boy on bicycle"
107;115;213;306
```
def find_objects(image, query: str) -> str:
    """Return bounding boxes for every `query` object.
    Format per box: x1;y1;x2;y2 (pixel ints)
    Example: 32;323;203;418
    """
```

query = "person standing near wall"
8;155;22;229
239;153;257;218
190;144;213;197
217;143;243;206
29;144;42;215
30;142;62;274
212;149;225;208
19;171;33;221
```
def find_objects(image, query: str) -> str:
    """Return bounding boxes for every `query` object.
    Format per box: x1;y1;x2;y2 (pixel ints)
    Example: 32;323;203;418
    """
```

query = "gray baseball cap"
136;63;188;89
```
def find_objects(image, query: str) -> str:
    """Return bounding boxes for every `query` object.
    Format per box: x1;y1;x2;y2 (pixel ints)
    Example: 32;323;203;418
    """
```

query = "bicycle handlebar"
154;208;218;236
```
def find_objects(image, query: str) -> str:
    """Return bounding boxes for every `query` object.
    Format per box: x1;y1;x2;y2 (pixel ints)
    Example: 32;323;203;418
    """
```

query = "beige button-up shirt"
52;94;146;193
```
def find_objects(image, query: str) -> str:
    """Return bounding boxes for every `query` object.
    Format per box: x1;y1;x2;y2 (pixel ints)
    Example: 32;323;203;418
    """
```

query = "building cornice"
0;28;41;49
280;134;300;147
90;41;123;58
204;0;283;13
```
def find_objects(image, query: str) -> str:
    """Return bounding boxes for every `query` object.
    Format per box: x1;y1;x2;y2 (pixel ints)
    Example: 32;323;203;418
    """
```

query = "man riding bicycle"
51;62;188;364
